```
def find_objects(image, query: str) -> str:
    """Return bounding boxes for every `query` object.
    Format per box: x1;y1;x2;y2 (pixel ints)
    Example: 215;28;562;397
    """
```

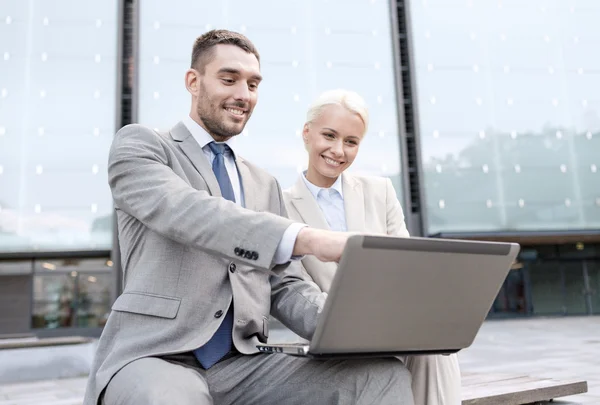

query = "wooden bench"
462;372;588;404
0;335;93;350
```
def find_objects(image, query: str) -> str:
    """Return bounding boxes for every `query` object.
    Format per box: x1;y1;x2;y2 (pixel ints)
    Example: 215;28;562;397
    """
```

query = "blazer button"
214;310;223;318
229;263;236;273
234;247;241;256
239;248;246;256
244;251;252;259
251;251;259;260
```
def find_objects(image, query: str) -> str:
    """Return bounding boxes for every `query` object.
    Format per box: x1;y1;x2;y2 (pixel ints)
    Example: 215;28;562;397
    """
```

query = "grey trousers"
102;351;414;405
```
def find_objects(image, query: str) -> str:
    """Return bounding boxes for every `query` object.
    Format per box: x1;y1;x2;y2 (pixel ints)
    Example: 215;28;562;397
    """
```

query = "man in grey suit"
84;29;413;405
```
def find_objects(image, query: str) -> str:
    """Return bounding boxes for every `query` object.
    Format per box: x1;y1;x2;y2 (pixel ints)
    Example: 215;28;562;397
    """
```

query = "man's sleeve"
272;223;307;264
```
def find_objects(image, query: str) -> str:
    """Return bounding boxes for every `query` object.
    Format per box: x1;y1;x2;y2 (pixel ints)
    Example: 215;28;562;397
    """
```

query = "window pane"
137;0;404;195
32;257;113;329
410;0;600;233
32;273;76;329
76;272;112;328
587;260;600;314
563;262;586;314
0;0;119;252
529;261;564;315
490;268;528;315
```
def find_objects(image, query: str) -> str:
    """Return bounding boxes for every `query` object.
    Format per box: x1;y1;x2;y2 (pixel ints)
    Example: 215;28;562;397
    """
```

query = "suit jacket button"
244;251;252;259
251;252;259;260
214;310;223;318
229;263;236;273
234;247;240;256
239;248;246;256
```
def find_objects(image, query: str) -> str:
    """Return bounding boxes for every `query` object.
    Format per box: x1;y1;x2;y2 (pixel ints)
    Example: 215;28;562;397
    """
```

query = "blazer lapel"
235;156;256;211
343;173;366;232
169;121;221;197
289;176;331;230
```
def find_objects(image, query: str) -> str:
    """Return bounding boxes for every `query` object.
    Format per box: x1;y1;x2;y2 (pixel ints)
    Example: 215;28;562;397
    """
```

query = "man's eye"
222;78;234;84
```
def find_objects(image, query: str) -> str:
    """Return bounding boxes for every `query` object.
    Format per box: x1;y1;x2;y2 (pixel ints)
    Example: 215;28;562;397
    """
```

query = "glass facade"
2;1;600;336
0;0;119;253
409;0;600;234
137;0;404;190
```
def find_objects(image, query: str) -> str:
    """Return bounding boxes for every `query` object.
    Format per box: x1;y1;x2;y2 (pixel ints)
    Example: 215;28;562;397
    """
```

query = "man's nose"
233;82;251;102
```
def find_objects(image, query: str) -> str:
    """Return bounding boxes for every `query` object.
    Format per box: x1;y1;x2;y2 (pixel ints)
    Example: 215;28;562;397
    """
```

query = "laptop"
257;234;520;359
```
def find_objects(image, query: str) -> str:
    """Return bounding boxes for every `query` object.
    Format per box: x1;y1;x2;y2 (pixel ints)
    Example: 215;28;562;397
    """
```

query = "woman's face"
303;104;366;187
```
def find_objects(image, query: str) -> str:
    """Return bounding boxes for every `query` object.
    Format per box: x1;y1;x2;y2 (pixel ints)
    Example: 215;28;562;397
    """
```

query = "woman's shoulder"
281;175;306;211
344;172;390;190
282;185;293;202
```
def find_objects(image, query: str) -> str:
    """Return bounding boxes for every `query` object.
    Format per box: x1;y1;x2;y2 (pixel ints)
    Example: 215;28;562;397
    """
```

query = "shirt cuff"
273;223;308;265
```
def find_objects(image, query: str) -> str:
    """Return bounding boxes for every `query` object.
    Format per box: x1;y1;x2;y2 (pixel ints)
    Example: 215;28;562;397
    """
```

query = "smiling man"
83;30;413;405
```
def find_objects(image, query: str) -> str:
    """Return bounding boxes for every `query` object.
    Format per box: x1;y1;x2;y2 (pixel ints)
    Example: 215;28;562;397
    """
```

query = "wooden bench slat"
463;379;586;397
0;336;92;350
462;374;588;405
464;375;558;389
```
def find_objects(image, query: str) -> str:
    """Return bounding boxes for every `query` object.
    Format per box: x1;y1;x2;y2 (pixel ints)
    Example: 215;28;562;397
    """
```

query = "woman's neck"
305;167;338;188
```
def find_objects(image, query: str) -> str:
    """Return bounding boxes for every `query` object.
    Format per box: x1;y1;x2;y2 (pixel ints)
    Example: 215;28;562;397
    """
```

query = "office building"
0;0;598;336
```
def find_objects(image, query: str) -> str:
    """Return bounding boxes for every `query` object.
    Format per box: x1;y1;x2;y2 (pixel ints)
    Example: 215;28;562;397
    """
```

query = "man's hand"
293;227;353;263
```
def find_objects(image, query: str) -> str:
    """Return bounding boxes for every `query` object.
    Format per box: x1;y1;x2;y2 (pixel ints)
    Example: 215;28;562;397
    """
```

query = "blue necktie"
193;142;235;369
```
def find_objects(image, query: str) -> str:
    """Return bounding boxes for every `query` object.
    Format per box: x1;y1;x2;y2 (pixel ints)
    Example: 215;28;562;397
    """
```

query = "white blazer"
283;172;410;292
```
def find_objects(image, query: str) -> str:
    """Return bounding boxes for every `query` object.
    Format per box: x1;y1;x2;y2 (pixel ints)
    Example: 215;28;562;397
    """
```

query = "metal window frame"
111;0;140;298
388;0;428;236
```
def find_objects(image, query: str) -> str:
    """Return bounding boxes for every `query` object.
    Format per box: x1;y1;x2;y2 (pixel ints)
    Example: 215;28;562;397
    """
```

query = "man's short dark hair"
191;29;260;73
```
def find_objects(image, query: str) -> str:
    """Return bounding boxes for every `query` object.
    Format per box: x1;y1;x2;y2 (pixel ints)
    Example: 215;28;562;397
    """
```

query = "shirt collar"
301;171;344;200
182;115;238;158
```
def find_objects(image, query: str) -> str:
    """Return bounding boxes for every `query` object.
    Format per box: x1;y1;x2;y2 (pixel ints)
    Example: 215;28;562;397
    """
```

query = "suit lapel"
343;173;366;232
289;176;331;230
235;156;256;211
169;121;221;198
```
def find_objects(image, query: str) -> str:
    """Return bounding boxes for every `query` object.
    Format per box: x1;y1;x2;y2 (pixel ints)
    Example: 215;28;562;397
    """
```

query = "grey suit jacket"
84;122;326;405
283;173;409;292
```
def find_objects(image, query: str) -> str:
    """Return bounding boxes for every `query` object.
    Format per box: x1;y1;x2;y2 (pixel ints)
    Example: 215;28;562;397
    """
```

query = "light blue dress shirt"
301;172;347;232
182;116;304;264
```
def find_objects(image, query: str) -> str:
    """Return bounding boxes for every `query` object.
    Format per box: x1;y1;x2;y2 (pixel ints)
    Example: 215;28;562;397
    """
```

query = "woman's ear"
302;123;310;144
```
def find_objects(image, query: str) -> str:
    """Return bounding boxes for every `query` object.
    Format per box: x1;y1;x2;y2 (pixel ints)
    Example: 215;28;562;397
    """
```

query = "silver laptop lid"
310;235;520;355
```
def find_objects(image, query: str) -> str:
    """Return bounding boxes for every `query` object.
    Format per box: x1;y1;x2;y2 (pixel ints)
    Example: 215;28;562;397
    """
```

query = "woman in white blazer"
283;89;461;405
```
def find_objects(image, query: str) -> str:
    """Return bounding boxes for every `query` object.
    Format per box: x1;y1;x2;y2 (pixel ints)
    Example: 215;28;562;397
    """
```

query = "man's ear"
185;68;200;95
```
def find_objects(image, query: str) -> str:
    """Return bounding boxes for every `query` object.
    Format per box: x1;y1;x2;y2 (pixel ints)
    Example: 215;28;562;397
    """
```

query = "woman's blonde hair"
305;89;369;135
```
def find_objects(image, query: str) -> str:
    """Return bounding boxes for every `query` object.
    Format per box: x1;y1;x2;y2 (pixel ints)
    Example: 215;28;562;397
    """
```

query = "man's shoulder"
112;124;179;157
115;124;171;143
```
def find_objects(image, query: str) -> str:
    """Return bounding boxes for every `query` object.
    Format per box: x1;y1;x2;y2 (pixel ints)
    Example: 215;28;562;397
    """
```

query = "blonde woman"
283;89;461;405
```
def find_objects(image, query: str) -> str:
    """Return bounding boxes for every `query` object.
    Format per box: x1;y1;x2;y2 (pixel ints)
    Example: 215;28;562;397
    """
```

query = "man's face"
189;44;262;140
